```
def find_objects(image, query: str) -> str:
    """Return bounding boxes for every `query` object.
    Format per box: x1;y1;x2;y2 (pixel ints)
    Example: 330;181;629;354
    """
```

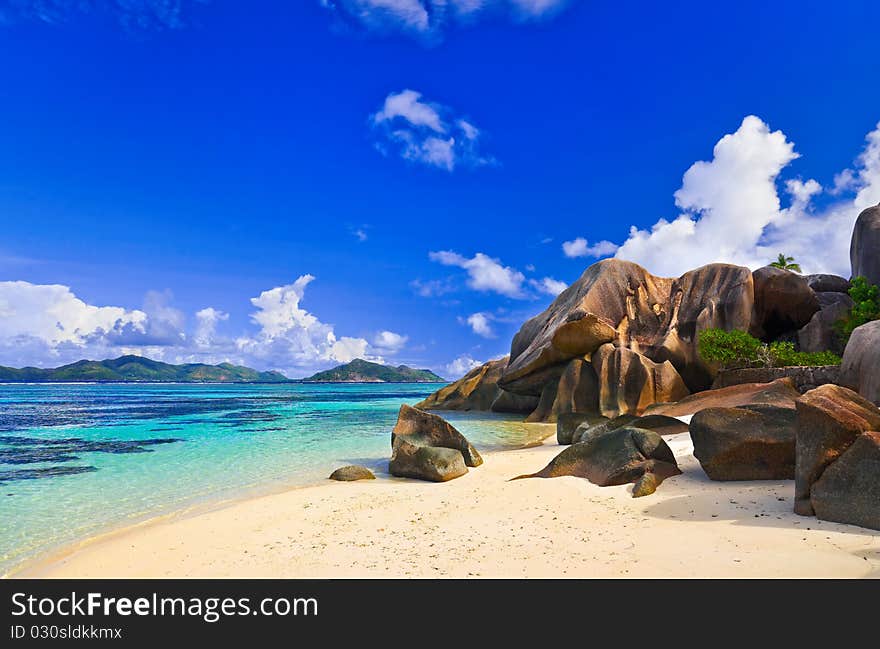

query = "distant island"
302;358;445;383
0;355;290;383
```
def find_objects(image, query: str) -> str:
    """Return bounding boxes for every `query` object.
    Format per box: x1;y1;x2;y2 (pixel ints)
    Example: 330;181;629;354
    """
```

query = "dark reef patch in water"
0;436;183;466
0;465;98;484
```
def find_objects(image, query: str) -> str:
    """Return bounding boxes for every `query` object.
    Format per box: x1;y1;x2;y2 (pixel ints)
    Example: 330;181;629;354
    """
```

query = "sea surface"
0;382;547;574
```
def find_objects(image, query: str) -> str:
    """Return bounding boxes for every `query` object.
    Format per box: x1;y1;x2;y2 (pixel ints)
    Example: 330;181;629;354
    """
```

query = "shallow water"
0;382;546;573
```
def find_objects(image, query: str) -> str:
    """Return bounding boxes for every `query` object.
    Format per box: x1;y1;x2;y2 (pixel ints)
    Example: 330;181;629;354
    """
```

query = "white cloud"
410;277;455;297
466;312;495;338
529;276;568;296
194;307;228;346
562;237;619;259
444;354;484;378
322;0;572;39
613;116;880;277
371;90;494;171
429;250;525;298
373;330;409;352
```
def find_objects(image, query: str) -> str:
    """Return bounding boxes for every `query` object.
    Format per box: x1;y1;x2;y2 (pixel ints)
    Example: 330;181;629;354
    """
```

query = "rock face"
499;259;755;397
389;441;468;482
712;366;841;394
329;465;376;481
840;320;880;405
415;357;537;414
592;344;690;418
750;266;820;341
572;414;686;444
805;274;850;294
646;377;800;418
556;412;605;445
811;431;880;530
690;405;796;480
514;426;681;497
797;292;853;355
850;202;880;287
793;385;880;515
549;357;600;419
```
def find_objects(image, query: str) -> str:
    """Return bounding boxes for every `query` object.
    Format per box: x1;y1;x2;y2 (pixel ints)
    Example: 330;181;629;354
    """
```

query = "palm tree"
770;253;802;273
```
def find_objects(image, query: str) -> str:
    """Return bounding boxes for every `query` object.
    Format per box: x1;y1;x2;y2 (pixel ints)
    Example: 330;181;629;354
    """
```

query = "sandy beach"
13;431;880;579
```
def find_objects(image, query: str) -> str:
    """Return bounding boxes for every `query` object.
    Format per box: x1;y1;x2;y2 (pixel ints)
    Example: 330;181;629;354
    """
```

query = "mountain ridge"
302;358;445;383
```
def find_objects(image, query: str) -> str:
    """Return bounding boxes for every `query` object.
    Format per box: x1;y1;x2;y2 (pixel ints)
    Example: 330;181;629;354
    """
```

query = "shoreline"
11;431;880;579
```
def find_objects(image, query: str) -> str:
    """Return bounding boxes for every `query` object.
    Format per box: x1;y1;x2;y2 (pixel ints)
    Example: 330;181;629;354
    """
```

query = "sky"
0;0;879;378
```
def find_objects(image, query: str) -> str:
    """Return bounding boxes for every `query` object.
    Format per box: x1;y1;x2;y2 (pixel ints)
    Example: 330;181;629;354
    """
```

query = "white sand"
12;432;880;579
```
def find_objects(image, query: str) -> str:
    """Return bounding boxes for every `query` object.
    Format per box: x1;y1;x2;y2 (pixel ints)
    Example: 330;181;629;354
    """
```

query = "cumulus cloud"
0;276;408;376
371;90;494;171
529;276;568;296
0;0;208;31
372;330;408;352
429;250;525;298
613;116;880;277
465;312;495;338
562;237;619;259
321;0;571;40
444;353;483;378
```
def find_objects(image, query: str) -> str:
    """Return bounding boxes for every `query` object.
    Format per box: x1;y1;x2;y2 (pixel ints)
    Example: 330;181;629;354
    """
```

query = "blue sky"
0;1;879;378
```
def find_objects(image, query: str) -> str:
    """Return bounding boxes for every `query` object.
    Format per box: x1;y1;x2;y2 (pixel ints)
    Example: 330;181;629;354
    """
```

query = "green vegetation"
698;328;841;369
836;276;880;345
769;253;802;273
303;358;445;383
0;355;290;383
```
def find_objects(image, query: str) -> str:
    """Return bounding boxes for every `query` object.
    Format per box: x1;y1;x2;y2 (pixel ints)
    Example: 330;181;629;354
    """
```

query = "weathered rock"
572;414;638;444
797;292;853;355
392;404;483;467
850;202;880;288
712;366;841;394
840;320;880;405
645;377;801;418
499;259;755;396
572;413;686;444
329;465;376;481
557;412;605;445
415;357;536;414
751;266;820;341
593;344;690;418
794;384;880;515
524;374;563;423
690;405;796;480
389;440;468;482
805;274;851;294
549;357;600;420
514;426;681;497
811;431;880;530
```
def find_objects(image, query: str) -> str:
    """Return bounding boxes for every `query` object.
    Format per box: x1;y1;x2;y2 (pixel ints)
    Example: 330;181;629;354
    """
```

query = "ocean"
0;382;546;574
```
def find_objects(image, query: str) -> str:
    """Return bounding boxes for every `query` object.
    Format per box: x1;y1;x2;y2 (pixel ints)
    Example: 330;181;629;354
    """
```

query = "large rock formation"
750;266;820;341
840;320;880;405
415;357;537;414
797;292;853;355
645;377;800;418
711;366;840;394
556;412;605;445
805;274;850;294
514;426;681;497
499;259;755;398
810;431;880;530
850;202;880;287
390;405;483;482
549;357;600;419
592;344;690;418
793;385;880;515
690;405;796;480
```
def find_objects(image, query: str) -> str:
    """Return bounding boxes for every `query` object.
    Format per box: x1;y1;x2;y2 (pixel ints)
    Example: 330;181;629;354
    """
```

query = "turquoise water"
0;383;546;573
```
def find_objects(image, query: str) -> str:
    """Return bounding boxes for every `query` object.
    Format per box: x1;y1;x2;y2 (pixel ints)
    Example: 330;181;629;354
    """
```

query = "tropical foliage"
698;328;841;369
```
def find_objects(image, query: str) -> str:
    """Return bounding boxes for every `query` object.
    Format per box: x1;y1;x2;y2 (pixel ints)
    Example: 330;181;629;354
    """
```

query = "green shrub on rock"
698;328;841;369
836;276;880;345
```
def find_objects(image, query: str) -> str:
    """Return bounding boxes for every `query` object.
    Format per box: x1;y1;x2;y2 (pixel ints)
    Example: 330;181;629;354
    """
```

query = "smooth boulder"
389;441;468;482
850;202;880;288
690;405;796;480
415;357;537;415
514;426;681;497
811;431;880;530
797;292;853;355
392;404;483;467
329;465;376;481
794;384;880;515
751;266;820;341
572;414;638;444
645;377;800;418
593;344;690;418
549;357;600;420
805;274;850;294
557;412;605;445
840;320;880;405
